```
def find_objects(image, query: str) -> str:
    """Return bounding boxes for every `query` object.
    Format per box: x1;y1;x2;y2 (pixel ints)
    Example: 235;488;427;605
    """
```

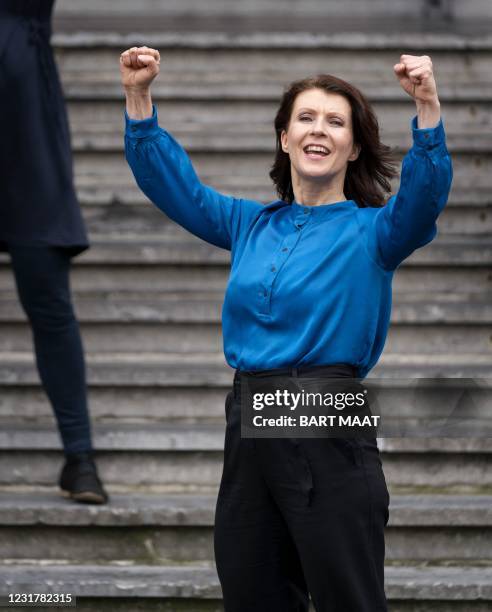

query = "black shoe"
59;452;109;505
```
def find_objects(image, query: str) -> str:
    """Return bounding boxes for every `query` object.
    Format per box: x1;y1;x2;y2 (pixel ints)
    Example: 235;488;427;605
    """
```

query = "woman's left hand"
394;54;439;106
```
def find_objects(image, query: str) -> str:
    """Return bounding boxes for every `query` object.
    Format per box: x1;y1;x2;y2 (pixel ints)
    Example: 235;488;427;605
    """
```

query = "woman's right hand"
120;46;160;92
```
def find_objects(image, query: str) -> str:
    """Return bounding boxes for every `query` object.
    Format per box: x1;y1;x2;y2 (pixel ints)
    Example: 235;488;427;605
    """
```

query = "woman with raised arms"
120;47;452;611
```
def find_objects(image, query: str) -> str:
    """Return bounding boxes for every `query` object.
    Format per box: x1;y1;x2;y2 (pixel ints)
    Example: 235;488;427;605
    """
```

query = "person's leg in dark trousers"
9;244;91;452
8;244;107;503
215;384;389;611
258;437;390;612
214;391;310;612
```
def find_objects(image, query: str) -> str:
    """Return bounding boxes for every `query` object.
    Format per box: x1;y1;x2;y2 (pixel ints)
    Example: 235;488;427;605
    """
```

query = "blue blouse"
125;107;452;378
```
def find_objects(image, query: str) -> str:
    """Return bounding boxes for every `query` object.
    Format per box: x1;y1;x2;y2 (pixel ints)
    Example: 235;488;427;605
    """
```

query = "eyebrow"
296;107;347;118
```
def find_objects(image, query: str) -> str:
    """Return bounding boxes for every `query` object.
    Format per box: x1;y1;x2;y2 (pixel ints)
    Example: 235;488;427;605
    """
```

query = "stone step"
78;202;492;237
1;382;491;427
70;151;492;209
2;491;491;527
2;423;492;453
1;351;491;384
1;234;488;267
0;598;487;612
0;235;489;300
1;263;490;296
0;377;490;431
53;0;491;21
0;423;490;491
0;493;491;564
2;449;490;493
2;597;218;612
0;290;490;354
72;148;492;202
0;386;229;424
1;563;491;609
1;309;491;354
1;290;490;322
54;39;492;102
73;186;492;210
68;99;492;153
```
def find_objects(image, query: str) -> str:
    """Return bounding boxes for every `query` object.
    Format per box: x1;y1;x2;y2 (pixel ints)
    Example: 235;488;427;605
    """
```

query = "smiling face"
280;88;360;192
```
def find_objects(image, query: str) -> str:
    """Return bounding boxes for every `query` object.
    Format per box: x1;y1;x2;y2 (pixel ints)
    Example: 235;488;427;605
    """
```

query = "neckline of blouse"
291;199;358;215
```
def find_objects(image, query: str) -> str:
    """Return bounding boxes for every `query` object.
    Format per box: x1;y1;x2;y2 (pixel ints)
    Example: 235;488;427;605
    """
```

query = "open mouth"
303;144;330;159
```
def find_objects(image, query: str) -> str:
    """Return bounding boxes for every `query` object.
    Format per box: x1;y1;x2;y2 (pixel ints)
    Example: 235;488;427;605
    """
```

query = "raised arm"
120;46;262;251
373;55;453;271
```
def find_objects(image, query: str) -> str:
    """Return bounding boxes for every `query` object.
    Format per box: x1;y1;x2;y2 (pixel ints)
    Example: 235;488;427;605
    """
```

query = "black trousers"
8;245;92;454
214;365;390;612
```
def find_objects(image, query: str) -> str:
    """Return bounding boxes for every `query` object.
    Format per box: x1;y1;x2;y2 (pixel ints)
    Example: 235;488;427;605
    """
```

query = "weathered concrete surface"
0;493;491;527
1;564;492;600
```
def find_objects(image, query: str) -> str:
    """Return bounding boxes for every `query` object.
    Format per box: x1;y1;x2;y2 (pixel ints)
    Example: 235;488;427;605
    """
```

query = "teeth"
304;146;329;154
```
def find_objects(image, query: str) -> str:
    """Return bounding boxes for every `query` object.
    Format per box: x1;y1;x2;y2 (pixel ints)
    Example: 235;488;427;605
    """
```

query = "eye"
330;119;344;126
299;115;312;122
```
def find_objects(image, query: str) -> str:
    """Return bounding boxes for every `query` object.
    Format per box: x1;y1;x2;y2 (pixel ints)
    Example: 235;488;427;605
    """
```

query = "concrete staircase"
0;0;491;609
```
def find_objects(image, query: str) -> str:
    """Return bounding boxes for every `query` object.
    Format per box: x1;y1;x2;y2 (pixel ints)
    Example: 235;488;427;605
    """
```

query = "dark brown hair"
269;74;398;207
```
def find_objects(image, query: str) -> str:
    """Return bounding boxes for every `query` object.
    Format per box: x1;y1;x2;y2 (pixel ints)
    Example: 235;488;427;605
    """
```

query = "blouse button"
271;266;276;272
282;248;288;252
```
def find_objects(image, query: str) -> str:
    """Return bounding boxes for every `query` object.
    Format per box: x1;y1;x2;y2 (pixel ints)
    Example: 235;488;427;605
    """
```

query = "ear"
348;143;360;162
280;129;289;154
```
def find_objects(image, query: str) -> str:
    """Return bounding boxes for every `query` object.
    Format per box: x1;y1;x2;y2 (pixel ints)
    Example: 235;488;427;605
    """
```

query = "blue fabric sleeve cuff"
125;105;160;139
411;115;446;149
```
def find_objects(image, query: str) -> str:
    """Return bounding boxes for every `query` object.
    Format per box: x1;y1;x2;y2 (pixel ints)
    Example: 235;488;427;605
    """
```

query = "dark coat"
0;0;89;256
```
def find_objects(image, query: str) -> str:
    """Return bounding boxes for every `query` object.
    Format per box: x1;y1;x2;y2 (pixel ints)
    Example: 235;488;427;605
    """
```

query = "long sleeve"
372;115;453;271
124;106;263;251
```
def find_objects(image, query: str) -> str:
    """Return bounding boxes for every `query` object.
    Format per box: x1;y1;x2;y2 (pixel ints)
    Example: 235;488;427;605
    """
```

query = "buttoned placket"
257;206;311;317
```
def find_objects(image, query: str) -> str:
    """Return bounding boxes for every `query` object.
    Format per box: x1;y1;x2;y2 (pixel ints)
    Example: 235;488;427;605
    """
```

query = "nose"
309;117;326;136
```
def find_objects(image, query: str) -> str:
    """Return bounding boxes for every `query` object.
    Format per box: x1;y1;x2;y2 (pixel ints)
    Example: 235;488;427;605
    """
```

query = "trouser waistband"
233;363;357;399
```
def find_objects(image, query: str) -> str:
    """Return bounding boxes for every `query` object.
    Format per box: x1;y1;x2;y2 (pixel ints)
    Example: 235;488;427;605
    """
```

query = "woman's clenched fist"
394;54;439;106
120;46;160;92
